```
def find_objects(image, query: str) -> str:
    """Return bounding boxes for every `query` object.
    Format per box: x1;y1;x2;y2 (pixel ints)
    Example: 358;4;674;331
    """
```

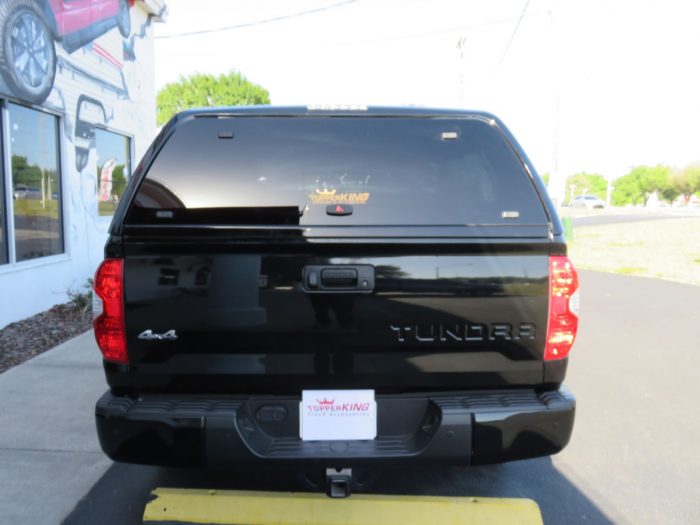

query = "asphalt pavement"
1;270;698;524
568;207;700;227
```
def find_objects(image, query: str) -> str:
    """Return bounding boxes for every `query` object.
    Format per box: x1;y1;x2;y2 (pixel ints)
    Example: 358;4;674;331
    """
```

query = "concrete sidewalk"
0;332;112;524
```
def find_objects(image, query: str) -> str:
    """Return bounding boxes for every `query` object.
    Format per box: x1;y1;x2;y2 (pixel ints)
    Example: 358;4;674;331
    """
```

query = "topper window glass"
130;117;546;226
8;103;63;262
96;129;130;216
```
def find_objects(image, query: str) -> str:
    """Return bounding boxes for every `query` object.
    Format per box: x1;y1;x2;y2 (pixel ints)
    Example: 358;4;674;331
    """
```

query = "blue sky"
154;0;700;196
8;103;58;172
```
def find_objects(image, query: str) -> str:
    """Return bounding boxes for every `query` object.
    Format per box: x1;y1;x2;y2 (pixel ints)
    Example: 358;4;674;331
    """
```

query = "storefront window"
96;129;130;216
8;103;63;262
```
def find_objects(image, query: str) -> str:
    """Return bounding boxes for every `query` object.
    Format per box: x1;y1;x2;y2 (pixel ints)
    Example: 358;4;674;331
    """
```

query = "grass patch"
616;266;646;275
568;218;700;287
98;201;117;216
13;199;59;219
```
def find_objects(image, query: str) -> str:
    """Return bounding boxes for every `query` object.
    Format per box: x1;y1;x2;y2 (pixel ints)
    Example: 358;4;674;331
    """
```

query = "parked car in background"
13;184;28;199
571;195;605;209
13;184;42;199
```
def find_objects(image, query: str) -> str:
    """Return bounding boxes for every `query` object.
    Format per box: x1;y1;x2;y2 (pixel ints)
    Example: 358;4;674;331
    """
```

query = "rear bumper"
95;387;575;468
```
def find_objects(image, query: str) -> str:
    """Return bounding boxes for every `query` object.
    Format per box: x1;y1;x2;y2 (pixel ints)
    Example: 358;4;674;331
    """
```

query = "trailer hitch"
326;468;352;498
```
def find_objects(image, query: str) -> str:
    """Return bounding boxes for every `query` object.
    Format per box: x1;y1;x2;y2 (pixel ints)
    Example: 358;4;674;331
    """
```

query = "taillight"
545;256;579;360
93;259;128;364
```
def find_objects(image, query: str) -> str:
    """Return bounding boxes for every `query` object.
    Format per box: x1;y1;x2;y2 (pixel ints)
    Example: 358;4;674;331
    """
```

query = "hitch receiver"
326;468;352;498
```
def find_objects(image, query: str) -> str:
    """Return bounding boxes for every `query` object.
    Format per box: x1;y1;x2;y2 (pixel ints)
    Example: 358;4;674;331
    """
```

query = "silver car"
571;195;605;209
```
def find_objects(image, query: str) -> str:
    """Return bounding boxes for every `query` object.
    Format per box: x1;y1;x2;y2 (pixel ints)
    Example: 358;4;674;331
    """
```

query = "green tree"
111;165;126;197
612;165;671;206
670;164;700;204
11;155;42;187
637;165;671;197
565;172;607;202
611;173;641;206
157;71;271;126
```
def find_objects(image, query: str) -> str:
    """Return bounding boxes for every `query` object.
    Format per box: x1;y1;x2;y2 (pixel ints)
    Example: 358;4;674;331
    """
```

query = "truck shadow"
62;458;615;525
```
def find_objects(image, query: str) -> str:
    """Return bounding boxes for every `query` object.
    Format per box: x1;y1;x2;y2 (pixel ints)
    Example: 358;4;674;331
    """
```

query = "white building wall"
0;1;165;328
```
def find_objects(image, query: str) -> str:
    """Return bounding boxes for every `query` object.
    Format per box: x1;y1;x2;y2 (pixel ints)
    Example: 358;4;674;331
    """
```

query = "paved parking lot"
567;207;700;227
2;270;698;524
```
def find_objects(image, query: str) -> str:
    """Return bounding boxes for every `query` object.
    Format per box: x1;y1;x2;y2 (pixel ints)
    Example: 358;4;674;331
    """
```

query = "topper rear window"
126;116;547;226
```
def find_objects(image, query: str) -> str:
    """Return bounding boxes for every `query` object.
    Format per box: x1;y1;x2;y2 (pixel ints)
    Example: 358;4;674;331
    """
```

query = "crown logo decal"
308;188;370;204
317;398;335;405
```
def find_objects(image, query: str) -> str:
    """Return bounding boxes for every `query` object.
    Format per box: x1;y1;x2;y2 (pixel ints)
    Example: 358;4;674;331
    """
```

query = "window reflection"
96;129;130;216
9;103;62;262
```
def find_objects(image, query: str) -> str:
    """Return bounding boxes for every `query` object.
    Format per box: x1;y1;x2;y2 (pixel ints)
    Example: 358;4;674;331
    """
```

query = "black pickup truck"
93;106;578;493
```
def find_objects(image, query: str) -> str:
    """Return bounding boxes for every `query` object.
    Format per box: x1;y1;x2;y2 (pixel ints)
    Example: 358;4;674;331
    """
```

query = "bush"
67;279;93;314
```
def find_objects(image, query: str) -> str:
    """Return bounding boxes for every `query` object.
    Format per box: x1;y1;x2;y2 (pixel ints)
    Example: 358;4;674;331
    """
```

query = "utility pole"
552;92;560;204
547;6;565;206
456;36;467;104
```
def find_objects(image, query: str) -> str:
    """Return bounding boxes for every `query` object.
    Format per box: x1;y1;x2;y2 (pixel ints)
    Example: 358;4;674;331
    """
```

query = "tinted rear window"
127;116;546;226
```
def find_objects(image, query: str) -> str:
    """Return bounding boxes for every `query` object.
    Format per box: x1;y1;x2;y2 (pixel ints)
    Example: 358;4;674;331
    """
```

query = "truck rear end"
94;107;577;474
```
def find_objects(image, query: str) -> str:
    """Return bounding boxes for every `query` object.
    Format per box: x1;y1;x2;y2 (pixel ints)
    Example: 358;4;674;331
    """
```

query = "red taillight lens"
93;259;127;363
545;256;579;361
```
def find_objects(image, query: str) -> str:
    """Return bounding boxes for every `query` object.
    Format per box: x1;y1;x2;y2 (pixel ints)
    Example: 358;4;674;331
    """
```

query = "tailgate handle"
321;268;357;287
303;265;374;293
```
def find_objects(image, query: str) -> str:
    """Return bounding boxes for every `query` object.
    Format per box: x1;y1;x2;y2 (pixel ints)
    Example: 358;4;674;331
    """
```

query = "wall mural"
0;0;132;104
0;0;163;212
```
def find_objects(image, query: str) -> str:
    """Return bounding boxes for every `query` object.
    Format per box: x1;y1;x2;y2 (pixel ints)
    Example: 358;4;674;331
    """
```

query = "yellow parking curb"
143;488;543;525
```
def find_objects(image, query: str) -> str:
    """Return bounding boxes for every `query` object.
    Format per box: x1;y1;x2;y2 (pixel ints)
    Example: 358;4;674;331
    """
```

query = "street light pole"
547;7;564;206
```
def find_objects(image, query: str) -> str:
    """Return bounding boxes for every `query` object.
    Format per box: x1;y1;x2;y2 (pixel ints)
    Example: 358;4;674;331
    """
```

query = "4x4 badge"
138;329;178;341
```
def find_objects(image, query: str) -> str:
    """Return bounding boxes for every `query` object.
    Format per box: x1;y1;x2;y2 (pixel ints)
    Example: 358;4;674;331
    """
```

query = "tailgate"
119;240;550;393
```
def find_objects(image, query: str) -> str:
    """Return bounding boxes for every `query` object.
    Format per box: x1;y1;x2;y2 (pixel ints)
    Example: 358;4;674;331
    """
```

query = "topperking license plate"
300;390;377;441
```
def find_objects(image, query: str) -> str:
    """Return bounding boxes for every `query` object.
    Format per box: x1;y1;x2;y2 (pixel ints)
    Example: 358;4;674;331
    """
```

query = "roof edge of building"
138;0;168;22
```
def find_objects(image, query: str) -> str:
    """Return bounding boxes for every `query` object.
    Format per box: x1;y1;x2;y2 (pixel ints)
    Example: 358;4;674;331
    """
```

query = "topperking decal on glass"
300;390;377;441
308;188;370;205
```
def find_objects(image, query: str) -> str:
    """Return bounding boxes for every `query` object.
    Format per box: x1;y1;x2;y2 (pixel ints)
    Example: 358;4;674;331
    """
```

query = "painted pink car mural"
0;0;132;103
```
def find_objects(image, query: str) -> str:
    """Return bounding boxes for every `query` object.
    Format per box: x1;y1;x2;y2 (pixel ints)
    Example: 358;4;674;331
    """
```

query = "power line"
337;13;546;47
497;0;530;67
156;0;358;39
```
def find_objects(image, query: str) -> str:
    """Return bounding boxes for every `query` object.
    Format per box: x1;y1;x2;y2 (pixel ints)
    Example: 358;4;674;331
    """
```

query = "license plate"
300;390;377;441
